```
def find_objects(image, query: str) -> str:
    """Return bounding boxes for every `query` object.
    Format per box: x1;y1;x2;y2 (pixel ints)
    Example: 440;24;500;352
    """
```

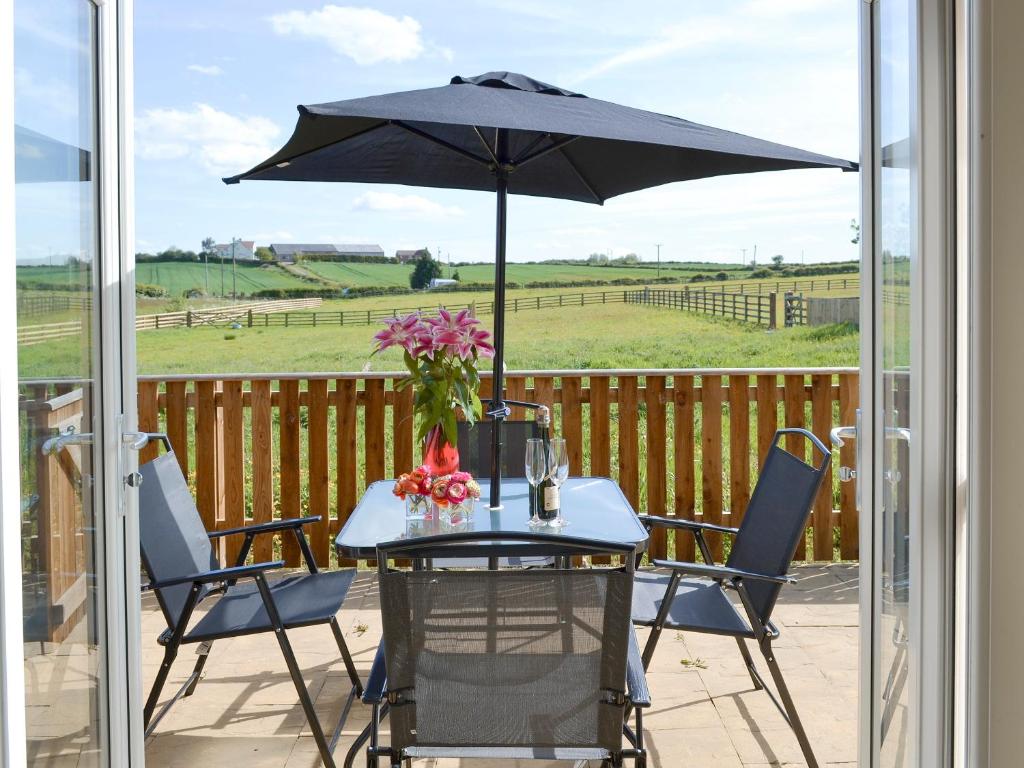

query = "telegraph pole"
752;244;757;266
231;237;239;301
741;248;747;266
655;243;662;279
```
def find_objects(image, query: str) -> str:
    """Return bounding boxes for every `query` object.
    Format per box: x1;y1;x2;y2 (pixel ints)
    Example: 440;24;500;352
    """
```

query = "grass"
125;303;856;376
135;261;311;295
15;285;859;378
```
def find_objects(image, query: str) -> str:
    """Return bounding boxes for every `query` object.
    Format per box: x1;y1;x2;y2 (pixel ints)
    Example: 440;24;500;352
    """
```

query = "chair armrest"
636;515;739;536
625;627;651;708
143;561;285;591
209;516;321;539
651;559;795;585
362;642;388;705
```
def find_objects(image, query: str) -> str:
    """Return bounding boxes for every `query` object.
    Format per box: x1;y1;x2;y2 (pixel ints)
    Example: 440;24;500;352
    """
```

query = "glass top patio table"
334;477;649;559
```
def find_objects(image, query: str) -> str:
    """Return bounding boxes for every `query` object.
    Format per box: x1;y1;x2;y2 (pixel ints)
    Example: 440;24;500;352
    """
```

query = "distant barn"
270;243;384;263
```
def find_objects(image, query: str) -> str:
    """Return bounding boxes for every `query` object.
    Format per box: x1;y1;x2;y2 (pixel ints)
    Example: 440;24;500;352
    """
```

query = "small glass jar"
405;494;429;520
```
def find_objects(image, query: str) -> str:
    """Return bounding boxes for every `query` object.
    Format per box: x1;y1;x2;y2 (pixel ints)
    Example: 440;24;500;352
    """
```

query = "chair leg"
255;576;337;768
183;641;212;697
760;639;819;768
640;570;682;670
330;617;363;695
144;644;178;730
734;637;764;691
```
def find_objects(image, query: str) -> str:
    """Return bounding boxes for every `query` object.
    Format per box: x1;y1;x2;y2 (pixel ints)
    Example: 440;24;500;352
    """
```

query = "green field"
135;261;311;295
301;260;768;288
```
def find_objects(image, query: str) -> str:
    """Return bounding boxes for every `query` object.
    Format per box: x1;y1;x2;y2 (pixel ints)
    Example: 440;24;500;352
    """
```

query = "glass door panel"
13;0;106;763
874;0;915;764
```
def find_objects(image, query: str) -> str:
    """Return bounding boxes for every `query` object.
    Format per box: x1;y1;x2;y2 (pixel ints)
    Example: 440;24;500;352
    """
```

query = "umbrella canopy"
225;71;856;508
224;71;854;201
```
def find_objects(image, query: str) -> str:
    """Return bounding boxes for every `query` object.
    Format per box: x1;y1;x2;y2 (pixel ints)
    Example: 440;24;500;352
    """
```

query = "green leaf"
442;409;458;446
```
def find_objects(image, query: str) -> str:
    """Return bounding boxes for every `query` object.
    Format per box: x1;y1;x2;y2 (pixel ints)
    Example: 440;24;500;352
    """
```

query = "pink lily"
373;313;424;355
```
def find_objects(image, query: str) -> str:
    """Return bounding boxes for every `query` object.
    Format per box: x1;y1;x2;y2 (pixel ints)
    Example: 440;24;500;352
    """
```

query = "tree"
587;252;609;265
255;246;275;262
452;270;461;281
201;237;215;254
771;254;785;268
410;253;443;288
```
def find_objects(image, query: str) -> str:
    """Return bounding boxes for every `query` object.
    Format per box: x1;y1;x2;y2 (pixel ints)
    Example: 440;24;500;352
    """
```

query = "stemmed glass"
546;438;569;527
525;438;548;527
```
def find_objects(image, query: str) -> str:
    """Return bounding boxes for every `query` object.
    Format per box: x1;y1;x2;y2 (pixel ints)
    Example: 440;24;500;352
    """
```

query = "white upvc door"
859;1;957;766
2;0;141;765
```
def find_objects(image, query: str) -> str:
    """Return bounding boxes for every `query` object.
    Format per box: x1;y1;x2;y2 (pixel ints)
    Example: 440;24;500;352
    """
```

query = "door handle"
121;431;172;452
830;408;862;511
41;430;93;456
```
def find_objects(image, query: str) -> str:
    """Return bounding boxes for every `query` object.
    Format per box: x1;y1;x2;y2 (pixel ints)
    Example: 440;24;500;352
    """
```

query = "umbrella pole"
488;132;510;509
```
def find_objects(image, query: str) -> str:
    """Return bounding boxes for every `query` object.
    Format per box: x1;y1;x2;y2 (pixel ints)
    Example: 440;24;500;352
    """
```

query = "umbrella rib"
472;126;499;166
391;120;492;168
510;133;551;165
515;135;581;169
556;146;604;204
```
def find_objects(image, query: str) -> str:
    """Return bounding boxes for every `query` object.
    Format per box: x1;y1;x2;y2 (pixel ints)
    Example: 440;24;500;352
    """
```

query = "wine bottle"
534;406;558;521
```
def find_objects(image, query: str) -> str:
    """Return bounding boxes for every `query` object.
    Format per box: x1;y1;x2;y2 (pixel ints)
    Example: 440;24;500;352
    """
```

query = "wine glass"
546;438;569;527
525;438;548;527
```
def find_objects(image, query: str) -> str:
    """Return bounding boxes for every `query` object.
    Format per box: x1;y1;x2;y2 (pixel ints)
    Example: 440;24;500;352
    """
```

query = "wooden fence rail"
626;288;776;327
134;368;859;568
18;298;325;345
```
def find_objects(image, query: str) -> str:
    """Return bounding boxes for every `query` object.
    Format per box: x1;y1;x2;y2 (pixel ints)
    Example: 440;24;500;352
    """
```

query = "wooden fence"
242;290;631;328
137;297;323;330
17;297;325;345
684;276;858;296
135;368;859;568
626;288;776;327
17;295;92;317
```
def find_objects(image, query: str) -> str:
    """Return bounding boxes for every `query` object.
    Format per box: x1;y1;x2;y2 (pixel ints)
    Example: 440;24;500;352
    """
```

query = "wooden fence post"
769;292;777;329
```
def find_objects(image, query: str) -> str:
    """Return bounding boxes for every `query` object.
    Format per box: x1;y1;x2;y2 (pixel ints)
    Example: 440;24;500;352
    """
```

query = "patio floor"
143;564;859;768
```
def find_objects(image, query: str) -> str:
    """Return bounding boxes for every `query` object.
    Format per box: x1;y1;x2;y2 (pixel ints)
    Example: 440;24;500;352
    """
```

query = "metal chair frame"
634;428;831;768
347;531;650;768
140;434;363;768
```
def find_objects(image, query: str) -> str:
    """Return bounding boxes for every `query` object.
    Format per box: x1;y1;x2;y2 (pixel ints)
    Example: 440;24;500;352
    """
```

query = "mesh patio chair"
453;419;547;569
349;531;650;768
138;434;362;768
631;428;831;768
456;418;539;479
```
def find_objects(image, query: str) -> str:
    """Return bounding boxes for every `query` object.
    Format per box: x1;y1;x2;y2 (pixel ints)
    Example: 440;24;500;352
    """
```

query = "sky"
128;0;859;265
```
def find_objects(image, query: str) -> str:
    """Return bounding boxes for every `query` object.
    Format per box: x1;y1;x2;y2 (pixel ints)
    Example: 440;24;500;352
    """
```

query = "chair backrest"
457;419;539;479
376;532;634;755
138;451;219;630
725;429;831;625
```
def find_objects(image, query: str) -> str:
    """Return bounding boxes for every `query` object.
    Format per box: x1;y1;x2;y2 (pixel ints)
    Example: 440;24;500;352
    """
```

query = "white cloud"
570;0;843;84
187;64;223;76
573;20;741;84
269;5;426;66
352;191;464;218
134;103;280;175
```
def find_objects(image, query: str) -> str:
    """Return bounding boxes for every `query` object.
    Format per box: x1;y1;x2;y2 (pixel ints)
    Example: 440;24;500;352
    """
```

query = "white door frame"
0;3;29;763
859;0;958;765
95;0;142;762
0;0;140;763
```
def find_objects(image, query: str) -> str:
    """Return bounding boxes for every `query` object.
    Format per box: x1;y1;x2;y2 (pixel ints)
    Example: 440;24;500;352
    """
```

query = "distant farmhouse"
270;243;385;263
212;240;255;260
396;248;430;264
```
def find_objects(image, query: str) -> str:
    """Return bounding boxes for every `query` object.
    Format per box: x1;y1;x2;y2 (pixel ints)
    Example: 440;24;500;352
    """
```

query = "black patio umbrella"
224;71;856;509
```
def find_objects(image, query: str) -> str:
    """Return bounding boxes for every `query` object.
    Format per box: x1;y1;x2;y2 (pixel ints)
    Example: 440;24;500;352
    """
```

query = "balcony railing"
133;367;859;567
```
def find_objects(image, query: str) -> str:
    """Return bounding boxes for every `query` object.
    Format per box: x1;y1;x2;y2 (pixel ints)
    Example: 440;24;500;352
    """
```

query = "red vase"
423;423;460;475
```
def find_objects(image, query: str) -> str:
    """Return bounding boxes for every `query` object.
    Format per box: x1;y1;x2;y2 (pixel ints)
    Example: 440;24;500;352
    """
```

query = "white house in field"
211;240;255;260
